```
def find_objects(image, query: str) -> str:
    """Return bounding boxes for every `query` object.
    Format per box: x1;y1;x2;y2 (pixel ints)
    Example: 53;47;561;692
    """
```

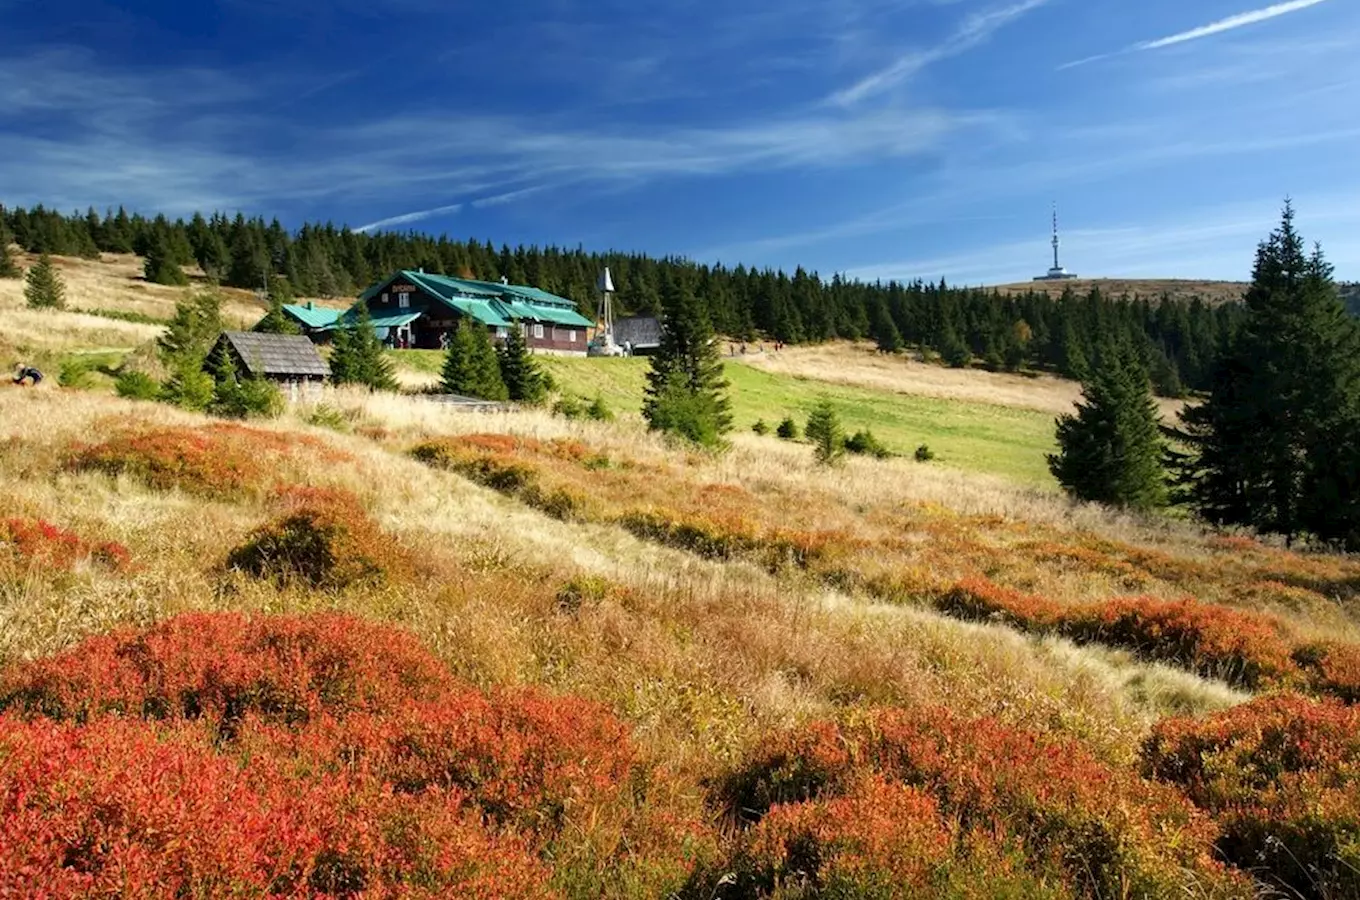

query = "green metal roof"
282;304;343;329
355;270;590;329
445;298;511;328
525;306;594;327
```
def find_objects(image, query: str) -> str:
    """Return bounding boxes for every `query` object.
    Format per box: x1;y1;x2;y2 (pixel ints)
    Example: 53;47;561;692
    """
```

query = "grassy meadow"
3;252;1360;899
397;349;1060;486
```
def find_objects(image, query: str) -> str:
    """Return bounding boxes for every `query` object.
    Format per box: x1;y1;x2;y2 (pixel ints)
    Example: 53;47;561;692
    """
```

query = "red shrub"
1060;596;1295;688
68;424;334;499
735;777;955;897
1294;642;1360;703
0;611;459;730
0;612;659;894
1143;694;1360;900
227;487;404;589
720;706;1244;899
933;576;1065;631
287;688;635;839
0;715;554;899
1;517;129;572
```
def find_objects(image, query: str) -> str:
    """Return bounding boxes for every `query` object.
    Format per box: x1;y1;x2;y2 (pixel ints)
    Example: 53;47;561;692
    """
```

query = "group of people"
11;363;42;386
728;341;783;356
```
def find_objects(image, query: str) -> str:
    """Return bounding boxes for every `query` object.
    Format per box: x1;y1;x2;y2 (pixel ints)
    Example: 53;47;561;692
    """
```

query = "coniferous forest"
2;202;1251;398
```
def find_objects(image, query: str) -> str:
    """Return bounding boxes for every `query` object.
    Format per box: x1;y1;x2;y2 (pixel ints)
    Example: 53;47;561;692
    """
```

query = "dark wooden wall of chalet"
525;325;586;353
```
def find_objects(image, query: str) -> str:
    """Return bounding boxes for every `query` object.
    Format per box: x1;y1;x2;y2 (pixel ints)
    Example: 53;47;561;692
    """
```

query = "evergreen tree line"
1049;205;1360;551
2;202;1244;396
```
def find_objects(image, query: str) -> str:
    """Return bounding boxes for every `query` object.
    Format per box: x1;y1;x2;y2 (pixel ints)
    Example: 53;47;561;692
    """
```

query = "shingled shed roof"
614;315;663;348
216;332;331;379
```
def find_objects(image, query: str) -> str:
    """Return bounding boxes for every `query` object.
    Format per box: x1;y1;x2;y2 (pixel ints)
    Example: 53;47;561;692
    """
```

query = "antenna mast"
1051;203;1061;272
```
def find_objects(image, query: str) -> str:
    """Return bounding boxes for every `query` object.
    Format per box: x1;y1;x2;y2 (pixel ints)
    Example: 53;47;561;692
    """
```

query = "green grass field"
396;350;1058;487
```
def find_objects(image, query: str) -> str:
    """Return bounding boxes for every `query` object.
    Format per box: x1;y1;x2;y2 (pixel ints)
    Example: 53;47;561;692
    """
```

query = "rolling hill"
992;277;1250;305
3;248;1360;899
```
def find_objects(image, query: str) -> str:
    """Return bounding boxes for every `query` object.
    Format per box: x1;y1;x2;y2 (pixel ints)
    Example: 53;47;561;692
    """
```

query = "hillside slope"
992;277;1248;305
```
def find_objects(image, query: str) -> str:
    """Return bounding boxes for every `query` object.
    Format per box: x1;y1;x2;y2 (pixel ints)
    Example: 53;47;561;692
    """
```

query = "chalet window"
569;329;577;342
533;323;544;339
496;327;508;338
398;292;410;309
381;292;389;303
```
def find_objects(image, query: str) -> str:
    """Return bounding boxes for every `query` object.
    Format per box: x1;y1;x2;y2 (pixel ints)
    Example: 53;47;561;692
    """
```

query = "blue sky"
2;0;1357;284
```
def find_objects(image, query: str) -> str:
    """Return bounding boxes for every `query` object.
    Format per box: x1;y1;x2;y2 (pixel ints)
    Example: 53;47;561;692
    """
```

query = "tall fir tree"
1048;344;1168;511
329;304;398;391
496;322;546;404
871;300;904;353
643;273;732;446
159;287;223;368
0;207;18;278
23;253;66;309
1174;203;1360;547
143;231;189;285
440;319;508;400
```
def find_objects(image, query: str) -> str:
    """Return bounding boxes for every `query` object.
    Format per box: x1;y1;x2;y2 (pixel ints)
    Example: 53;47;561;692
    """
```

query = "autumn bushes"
704;696;1360;900
0;613;700;898
228;486;407;590
1145;694;1360;900
934;576;1360;700
1;517;129;572
707;706;1249;900
67;422;342;500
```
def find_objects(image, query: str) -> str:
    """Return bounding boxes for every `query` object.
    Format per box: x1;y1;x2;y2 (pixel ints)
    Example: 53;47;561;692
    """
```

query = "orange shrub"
0;715;554;899
732;777;956;898
1143;694;1360;900
933;576;1065;631
68;424;335;499
0;611;458;729
1294;642;1360;704
718;706;1244;899
0;612;687;896
1;517;129;572
227;487;405;590
1060;596;1295;688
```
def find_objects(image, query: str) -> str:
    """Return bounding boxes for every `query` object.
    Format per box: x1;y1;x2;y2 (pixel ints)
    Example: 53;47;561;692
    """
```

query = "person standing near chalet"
11;363;43;386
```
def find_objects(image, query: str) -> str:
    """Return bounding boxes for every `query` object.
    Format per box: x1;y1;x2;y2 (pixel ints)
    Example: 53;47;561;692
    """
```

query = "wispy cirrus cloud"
1060;0;1334;69
830;0;1052;106
0;45;1002;224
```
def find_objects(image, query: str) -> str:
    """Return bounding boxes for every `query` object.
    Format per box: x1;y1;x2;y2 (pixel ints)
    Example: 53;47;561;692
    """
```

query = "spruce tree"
643;274;732;447
0;211;18;278
143;232;189;285
331;305;398;391
159;287;223;368
1048;344;1168;511
1175;204;1360;546
496;322;545;404
23;253;66;309
805;397;846;465
0;241;18;279
254;278;301;335
871;300;904;353
440;319;507;400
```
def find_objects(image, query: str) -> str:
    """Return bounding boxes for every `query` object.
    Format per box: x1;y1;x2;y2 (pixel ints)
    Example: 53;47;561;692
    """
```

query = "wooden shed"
209;331;331;403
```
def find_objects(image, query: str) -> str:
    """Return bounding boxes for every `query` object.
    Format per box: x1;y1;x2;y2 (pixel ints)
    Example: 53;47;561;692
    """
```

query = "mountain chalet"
339;270;595;356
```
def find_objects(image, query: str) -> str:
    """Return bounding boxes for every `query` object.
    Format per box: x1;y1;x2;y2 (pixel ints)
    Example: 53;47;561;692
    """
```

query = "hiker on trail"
12;364;42;386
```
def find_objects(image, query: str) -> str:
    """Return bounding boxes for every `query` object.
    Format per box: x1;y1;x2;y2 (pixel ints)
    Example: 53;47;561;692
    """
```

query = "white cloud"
355;203;464;233
1136;0;1332;50
831;0;1052;106
1061;0;1333;69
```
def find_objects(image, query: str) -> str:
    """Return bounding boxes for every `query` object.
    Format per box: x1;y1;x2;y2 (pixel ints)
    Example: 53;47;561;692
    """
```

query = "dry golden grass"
0;250;268;327
0;388;1263;774
736;340;1185;418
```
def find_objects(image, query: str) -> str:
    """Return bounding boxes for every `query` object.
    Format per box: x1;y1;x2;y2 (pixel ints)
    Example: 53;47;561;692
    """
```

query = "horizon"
3;0;1357;284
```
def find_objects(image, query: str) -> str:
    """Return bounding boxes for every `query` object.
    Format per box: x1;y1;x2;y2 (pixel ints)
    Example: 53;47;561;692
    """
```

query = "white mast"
589;267;622;356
